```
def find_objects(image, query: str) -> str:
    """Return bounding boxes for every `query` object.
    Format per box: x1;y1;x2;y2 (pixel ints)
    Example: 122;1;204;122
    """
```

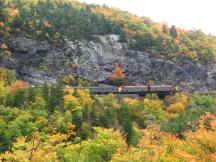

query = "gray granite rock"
1;35;215;92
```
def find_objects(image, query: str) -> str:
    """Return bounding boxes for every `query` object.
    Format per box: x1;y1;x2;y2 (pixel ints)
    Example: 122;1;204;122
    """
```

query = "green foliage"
190;93;215;108
118;105;133;145
72;110;84;130
0;81;9;104
62;128;127;162
0;0;216;62
48;83;64;114
162;93;216;134
0;68;15;85
170;25;178;39
0;0;122;42
0;69;216;161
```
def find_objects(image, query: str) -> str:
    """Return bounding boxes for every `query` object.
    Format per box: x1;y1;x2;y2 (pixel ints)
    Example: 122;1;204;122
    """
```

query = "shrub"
167;102;186;114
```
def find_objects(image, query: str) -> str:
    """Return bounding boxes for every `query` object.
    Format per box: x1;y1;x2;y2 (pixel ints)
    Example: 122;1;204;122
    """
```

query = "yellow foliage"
0;21;4;27
31;96;46;110
210;120;216;130
179;93;189;106
0;50;12;57
64;85;74;95
203;152;216;162
167;102;186;114
0;44;12;57
180;128;216;161
35;116;48;130
174;150;197;162
66;123;76;136
62;74;74;84
123;97;138;107
7;8;19;22
0;81;9;100
0;131;69;162
166;93;189;114
0;68;10;84
76;89;94;107
0;43;7;49
1;116;216;162
0;69;8;82
63;94;80;111
144;98;163;111
114;118;216;162
112;147;147;162
63;127;128;162
48;133;68;146
97;93;119;110
165;93;189;106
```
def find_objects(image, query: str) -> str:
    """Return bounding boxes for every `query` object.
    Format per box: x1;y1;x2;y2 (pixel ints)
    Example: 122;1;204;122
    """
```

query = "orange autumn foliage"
0;21;4;27
7;8;19;18
109;64;125;86
43;20;51;28
9;80;30;92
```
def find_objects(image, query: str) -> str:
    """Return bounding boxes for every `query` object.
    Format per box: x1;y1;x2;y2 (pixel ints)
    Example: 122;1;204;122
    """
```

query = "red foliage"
109;64;125;81
9;80;30;92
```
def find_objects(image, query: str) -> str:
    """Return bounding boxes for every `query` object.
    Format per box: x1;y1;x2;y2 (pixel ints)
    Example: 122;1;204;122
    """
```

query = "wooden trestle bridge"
73;85;178;99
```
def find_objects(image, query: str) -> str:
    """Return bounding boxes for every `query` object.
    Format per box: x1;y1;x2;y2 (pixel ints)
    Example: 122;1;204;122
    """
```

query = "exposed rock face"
1;35;216;92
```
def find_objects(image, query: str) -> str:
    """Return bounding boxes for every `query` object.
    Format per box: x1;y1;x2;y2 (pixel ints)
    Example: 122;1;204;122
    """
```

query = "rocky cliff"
1;35;216;92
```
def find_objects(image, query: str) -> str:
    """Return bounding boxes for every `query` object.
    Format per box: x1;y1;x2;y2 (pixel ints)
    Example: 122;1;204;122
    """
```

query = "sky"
77;0;216;35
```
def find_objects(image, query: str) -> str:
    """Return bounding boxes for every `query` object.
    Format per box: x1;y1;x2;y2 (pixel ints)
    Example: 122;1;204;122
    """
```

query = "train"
73;85;178;95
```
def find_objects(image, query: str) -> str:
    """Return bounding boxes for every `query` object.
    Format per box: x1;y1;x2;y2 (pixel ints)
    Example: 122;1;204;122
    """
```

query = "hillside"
0;1;216;161
0;0;216;92
1;0;216;62
0;69;216;161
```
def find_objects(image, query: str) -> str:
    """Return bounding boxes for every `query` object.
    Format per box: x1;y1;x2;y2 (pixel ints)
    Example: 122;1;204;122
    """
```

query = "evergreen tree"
42;83;49;105
90;109;98;126
48;83;64;114
56;83;64;114
13;89;27;108
98;112;109;128
170;25;178;39
72;111;83;130
27;87;35;102
48;85;57;114
118;106;133;145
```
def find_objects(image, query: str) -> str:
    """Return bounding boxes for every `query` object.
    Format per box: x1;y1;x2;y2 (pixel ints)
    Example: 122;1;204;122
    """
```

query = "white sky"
77;0;216;35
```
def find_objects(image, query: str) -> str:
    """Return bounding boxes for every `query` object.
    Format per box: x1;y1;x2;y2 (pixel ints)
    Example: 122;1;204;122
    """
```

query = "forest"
0;68;215;161
0;0;216;161
0;0;216;62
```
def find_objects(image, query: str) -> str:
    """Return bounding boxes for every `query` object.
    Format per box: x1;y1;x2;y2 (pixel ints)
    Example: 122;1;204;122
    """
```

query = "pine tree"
170;25;178;39
56;83;64;114
48;83;64;114
42;83;49;104
72;111;83;131
13;89;27;108
118;106;133;145
48;85;57;114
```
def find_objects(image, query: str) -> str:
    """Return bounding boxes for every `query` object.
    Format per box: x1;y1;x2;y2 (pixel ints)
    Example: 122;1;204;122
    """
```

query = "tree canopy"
0;68;215;161
0;0;216;62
